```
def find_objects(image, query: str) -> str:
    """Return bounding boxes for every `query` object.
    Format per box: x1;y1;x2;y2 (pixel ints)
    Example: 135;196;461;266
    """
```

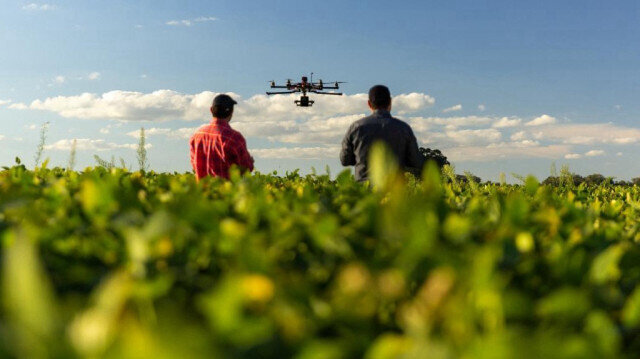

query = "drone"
266;73;345;107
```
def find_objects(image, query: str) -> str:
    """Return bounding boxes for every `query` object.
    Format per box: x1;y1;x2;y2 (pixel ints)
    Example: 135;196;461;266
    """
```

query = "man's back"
190;119;253;180
340;109;423;181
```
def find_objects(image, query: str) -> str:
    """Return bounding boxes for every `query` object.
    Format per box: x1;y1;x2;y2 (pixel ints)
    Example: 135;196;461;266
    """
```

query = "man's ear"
368;100;374;111
210;106;215;116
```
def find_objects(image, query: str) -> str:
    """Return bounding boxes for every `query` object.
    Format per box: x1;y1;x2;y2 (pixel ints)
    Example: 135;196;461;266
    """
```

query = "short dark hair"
212;105;233;119
368;85;391;109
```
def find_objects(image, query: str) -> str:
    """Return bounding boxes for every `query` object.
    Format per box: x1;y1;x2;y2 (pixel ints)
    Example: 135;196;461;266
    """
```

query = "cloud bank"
11;89;640;163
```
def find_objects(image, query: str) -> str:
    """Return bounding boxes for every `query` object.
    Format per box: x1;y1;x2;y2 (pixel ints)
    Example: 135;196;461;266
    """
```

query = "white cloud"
88;72;101;81
530;123;640;145
0;99;12;107
252;146;340;159
478;104;486;111
166;20;191;26
135;25;144;29
127;127;200;140
9;103;28;110
22;3;54;11
445;129;501;145
487;140;539;148
492;117;521;128
617;152;623;157
0;135;4;141
510;131;527;141
99;127;110;134
12;90;434;124
565;153;582;159
585;150;605;157
407;116;494;130
54;75;65;84
446;144;570;162
166;16;217;26
525;114;556;126
442;104;462;113
45;139;151;152
16;90;221;122
194;16;218;22
393;93;435;114
140;74;148;79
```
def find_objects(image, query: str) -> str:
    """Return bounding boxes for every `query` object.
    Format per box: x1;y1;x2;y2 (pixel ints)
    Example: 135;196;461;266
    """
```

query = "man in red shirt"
190;94;254;180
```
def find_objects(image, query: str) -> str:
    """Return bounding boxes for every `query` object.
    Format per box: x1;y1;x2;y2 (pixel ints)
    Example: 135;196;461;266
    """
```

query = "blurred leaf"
590;243;628;284
2;229;57;359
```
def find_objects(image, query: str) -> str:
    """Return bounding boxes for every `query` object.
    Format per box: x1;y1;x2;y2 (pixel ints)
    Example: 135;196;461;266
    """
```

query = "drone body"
267;74;345;107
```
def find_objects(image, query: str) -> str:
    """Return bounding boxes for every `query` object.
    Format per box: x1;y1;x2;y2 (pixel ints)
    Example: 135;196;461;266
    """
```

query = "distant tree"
632;178;640;186
572;174;585;186
543;173;584;186
34;122;50;168
67;139;77;171
585;174;608;185
542;176;560;186
456;174;481;184
137;127;149;172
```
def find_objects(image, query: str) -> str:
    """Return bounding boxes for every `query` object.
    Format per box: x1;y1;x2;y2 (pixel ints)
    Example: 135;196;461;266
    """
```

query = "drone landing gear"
295;96;314;107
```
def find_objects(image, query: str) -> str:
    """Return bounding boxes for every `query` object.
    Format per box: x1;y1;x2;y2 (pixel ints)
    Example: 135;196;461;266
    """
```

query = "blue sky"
1;0;639;181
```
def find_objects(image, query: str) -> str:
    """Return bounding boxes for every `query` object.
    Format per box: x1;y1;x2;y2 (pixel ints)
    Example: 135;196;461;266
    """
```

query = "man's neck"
212;117;230;124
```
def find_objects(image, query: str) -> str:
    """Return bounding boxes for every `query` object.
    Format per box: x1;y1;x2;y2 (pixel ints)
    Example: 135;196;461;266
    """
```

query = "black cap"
212;94;237;108
368;85;391;109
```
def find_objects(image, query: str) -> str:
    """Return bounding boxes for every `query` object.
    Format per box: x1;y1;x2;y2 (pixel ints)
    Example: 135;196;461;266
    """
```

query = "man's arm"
405;127;425;170
340;125;356;166
230;135;254;173
190;137;208;180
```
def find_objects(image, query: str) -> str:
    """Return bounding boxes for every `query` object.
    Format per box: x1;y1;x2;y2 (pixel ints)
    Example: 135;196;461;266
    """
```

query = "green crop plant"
2;153;640;358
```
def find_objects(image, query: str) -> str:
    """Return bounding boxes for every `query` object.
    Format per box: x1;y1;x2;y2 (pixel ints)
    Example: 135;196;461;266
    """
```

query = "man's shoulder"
226;125;246;141
350;113;378;129
191;124;243;138
351;113;411;129
389;116;413;131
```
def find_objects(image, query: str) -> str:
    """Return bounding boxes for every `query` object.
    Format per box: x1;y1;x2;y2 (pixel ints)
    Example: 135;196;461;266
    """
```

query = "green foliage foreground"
2;162;640;358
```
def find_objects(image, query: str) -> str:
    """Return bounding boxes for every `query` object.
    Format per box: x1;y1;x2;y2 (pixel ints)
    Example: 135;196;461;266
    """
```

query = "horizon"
1;1;639;181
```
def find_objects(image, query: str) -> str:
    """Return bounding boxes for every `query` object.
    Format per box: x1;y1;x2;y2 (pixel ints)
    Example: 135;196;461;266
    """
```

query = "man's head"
210;94;237;121
368;85;392;112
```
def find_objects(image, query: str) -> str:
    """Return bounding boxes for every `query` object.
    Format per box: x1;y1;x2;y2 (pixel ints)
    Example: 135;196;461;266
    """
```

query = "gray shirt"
340;110;424;181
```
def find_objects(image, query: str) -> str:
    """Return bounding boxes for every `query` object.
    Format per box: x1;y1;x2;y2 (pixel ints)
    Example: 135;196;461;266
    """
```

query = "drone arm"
311;91;343;95
270;86;290;89
266;91;297;95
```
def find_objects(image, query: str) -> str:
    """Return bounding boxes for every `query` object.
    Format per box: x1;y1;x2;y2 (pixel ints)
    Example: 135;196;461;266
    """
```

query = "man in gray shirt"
340;85;424;181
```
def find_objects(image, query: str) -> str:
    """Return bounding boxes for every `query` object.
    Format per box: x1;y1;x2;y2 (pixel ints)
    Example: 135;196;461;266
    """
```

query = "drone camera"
295;95;314;107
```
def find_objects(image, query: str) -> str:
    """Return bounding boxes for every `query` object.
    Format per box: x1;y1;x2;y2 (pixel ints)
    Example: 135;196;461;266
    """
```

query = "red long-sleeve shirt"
190;119;254;180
